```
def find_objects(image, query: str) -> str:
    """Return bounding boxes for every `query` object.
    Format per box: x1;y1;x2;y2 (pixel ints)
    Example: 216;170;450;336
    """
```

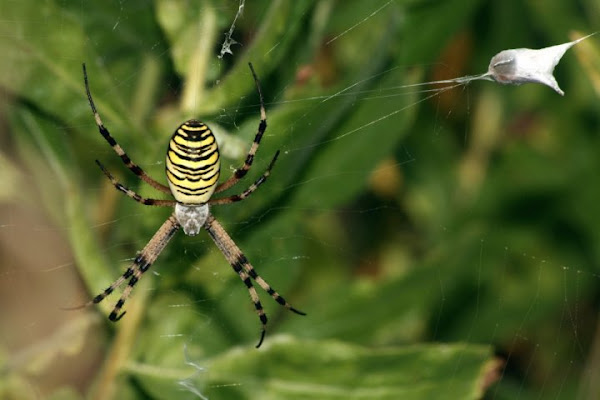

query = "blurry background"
1;1;599;399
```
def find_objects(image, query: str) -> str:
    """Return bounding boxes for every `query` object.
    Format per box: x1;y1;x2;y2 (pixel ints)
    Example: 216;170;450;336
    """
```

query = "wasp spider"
72;63;304;348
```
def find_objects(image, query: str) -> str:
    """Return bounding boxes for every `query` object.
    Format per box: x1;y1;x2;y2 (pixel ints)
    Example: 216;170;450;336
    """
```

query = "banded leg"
103;214;180;321
209;150;279;205
63;213;179;318
83;63;171;194
62;265;135;311
215;63;268;194
229;253;268;347
96;160;176;207
203;213;305;347
242;258;306;316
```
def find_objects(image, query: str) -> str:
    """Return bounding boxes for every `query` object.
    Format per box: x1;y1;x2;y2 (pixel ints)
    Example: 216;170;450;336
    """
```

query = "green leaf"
131;338;495;400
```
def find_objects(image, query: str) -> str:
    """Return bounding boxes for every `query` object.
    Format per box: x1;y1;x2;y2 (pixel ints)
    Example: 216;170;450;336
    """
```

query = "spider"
71;62;305;348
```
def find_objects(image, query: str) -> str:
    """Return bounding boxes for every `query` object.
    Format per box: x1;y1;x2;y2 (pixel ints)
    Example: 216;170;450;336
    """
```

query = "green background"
0;1;599;399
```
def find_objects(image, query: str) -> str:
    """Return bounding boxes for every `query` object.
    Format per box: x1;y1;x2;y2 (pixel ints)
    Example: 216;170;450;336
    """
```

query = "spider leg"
96;160;176;207
107;266;141;321
92;265;135;307
231;256;268;348
60;265;133;311
215;63;267;194
242;258;306;316
83;63;171;194
107;214;180;321
63;214;179;318
203;213;305;348
209;150;279;205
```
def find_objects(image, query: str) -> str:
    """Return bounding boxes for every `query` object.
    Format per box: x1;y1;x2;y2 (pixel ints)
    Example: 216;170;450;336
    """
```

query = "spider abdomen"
166;120;220;204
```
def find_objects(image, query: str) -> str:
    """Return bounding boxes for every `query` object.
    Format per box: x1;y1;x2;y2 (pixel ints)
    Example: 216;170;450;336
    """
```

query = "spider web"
0;1;598;399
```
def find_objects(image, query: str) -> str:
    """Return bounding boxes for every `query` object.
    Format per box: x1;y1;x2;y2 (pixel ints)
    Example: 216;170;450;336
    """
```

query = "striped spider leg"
82;64;171;194
212;63;268;195
66;63;304;347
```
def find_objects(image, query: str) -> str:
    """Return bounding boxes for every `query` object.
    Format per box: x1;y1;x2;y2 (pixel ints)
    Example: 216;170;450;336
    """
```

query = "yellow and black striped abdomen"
166;120;220;204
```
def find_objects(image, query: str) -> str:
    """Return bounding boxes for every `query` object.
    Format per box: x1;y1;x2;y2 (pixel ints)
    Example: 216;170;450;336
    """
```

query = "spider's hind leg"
82;63;171;194
214;63;268;194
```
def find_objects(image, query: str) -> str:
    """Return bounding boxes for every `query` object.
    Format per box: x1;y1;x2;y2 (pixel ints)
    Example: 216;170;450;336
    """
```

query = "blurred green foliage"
0;0;599;399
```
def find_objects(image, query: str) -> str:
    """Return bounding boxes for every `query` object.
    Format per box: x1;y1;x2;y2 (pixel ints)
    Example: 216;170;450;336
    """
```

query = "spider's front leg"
203;213;305;348
92;214;180;320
